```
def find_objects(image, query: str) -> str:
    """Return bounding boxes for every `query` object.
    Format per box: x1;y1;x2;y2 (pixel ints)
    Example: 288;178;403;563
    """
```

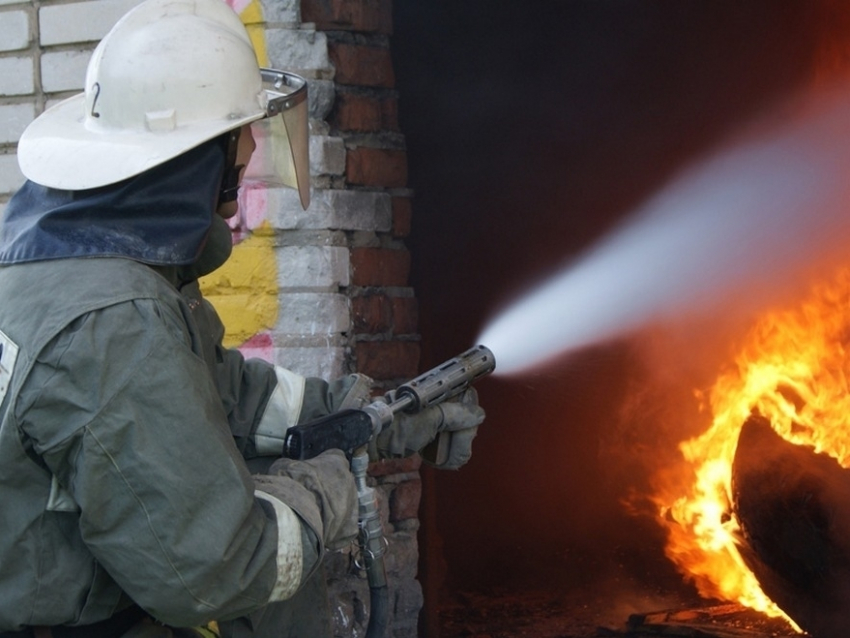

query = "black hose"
365;582;390;638
350;451;391;638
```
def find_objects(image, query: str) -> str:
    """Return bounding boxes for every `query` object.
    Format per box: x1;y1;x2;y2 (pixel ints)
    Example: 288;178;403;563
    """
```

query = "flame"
655;268;850;624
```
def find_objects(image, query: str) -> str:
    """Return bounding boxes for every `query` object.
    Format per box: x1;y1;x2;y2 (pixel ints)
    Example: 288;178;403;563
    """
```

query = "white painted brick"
266;188;392;232
39;0;143;46
0;10;30;52
310;135;345;176
276;245;349;288
254;0;300;24
41;49;92;93
277;292;350;334
0;153;25;195
265;28;330;75
320;190;392;231
0;57;34;96
274;345;346;379
44;96;68;111
0;102;34;144
308;79;335;121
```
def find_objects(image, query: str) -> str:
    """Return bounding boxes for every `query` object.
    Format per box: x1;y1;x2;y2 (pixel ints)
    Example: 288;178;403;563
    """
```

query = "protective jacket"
0;255;334;630
0;141;357;633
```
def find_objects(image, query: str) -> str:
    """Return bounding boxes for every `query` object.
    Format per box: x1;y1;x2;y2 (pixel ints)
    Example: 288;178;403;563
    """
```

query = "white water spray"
480;86;850;375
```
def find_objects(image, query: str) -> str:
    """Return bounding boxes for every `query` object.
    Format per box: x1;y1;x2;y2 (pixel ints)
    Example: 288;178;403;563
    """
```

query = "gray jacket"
0;257;336;631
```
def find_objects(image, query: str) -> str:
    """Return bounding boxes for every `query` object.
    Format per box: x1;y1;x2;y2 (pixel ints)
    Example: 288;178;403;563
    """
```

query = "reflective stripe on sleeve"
254;490;304;601
254;366;306;455
0;328;19;407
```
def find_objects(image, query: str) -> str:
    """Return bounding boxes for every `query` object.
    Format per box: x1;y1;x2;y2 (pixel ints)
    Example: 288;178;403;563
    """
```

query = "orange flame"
655;268;850;625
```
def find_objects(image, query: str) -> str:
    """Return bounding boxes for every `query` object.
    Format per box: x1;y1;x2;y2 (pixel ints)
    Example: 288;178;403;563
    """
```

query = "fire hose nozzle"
392;345;496;413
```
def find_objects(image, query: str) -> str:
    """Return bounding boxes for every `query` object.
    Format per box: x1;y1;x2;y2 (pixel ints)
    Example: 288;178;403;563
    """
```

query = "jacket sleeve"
186;284;307;459
190;286;373;457
213;342;307;458
15;298;327;626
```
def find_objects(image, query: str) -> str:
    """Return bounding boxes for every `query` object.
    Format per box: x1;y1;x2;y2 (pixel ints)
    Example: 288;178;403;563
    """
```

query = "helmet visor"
244;68;310;209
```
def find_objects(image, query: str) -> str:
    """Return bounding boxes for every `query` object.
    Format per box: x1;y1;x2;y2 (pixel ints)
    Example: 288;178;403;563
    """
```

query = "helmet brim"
17;93;265;191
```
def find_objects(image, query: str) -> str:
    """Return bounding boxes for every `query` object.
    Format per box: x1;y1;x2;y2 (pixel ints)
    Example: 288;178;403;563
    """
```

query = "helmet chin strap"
218;127;244;204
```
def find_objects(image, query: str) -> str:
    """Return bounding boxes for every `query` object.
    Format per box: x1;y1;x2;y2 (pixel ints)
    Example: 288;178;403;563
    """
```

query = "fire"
657;268;850;623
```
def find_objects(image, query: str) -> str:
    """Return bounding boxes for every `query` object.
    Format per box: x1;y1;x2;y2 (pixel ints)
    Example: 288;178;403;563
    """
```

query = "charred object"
732;412;850;638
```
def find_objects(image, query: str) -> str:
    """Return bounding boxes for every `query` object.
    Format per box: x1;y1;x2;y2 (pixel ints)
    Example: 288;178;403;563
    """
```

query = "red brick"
329;42;395;87
302;0;393;34
334;92;399;132
391;297;418;335
380;96;399;131
346;147;407;187
335;92;381;132
352;294;392;333
352;294;417;336
389;479;422;522
391;197;412;238
355;340;420;380
351;247;411;286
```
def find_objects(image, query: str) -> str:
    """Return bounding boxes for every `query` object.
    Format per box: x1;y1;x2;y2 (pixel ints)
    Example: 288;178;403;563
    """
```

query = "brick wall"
0;0;422;636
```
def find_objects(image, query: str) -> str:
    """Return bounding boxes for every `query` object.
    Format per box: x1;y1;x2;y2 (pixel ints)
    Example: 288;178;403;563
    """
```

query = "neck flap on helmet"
0;138;228;267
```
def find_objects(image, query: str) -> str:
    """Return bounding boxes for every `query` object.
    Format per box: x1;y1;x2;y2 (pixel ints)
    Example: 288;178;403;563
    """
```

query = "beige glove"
266;450;358;550
369;388;485;470
298;373;373;423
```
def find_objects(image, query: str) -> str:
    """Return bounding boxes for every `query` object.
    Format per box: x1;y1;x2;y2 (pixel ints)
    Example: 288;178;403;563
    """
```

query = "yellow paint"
199;225;279;348
198;2;278;349
240;0;269;66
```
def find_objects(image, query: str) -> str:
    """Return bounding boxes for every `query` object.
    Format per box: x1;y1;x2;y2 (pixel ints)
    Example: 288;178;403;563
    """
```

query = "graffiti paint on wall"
226;0;270;66
199;0;277;358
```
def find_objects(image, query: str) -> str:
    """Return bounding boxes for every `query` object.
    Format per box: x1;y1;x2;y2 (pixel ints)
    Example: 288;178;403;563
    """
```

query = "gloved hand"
298;373;373;423
266;450;358;550
369;388;485;470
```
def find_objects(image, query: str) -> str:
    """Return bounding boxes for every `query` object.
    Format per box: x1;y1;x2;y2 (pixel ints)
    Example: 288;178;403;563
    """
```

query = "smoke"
479;84;850;376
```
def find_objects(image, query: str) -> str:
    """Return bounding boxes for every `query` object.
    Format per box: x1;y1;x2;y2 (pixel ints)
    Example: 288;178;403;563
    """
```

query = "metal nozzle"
393;345;496;412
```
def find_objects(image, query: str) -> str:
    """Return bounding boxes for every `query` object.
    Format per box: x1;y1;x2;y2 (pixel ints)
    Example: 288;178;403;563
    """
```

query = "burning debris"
652;268;850;634
733;413;850;638
621;603;799;638
439;595;800;638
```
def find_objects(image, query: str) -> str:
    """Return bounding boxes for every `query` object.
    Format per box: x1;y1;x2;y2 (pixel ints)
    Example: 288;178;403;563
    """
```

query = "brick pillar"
299;1;425;636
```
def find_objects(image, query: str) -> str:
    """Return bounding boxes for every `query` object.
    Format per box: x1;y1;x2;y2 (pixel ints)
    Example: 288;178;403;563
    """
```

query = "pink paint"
224;0;252;14
238;331;274;363
240;183;269;230
227;184;268;244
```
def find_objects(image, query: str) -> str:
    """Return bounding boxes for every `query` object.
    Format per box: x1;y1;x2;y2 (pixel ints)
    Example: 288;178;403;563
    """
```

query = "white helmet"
17;0;310;208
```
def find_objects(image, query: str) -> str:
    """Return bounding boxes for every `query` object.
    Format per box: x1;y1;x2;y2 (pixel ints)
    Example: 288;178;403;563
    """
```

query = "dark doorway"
392;1;835;635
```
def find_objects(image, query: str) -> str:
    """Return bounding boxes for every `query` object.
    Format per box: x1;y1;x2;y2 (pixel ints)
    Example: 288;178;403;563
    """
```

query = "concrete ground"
436;587;800;638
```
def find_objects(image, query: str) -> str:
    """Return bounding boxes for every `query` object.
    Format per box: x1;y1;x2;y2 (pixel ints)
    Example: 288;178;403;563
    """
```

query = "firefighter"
0;0;484;636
